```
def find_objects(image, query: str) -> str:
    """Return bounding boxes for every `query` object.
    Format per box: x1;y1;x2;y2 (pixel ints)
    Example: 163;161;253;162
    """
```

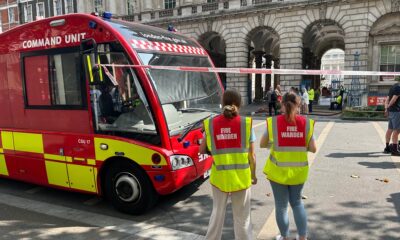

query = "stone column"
279;35;303;92
253;51;265;101
264;54;273;91
225;35;250;104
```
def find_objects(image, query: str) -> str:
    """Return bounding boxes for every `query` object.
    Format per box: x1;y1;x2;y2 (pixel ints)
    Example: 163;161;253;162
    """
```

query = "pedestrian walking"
260;92;317;240
301;87;309;115
200;89;257;240
276;85;283;103
383;80;400;155
267;87;278;116
307;86;314;113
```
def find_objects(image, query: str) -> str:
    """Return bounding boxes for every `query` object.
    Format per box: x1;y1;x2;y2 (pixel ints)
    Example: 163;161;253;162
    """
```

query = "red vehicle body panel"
0;14;217;198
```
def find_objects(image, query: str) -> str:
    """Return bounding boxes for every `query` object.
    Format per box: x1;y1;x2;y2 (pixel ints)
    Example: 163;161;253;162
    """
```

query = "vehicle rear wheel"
104;161;158;214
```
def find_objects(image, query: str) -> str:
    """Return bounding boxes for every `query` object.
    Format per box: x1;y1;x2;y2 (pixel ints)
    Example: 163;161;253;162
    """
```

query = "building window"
127;0;135;15
53;0;63;16
37;2;45;19
8;8;15;23
94;0;103;12
24;4;33;23
64;0;74;14
24;51;83;107
164;0;176;9
380;45;400;73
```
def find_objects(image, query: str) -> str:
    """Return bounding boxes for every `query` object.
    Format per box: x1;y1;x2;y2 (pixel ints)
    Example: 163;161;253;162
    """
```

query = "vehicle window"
49;53;82;106
24;55;51;106
23;50;83;108
87;44;158;145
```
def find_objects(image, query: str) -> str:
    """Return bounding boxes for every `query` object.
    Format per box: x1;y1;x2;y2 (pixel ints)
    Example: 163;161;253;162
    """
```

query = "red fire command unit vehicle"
0;13;223;214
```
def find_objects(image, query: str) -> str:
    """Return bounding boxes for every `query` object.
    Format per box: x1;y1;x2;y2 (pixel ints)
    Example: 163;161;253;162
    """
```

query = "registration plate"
203;169;211;178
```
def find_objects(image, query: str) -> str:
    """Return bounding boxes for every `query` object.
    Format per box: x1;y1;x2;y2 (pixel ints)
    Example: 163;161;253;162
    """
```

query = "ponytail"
222;89;242;119
223;105;239;118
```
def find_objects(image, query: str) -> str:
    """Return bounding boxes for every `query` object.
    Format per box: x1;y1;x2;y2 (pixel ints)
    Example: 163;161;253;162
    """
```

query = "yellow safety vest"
204;116;252;192
263;116;314;185
308;89;315;101
337;95;342;104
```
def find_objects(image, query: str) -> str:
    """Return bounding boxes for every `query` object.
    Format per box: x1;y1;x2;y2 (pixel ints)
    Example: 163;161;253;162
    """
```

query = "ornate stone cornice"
371;23;400;35
146;0;341;26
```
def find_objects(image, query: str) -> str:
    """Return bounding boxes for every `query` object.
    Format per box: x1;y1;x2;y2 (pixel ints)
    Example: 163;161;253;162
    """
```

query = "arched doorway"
198;32;227;89
248;27;280;102
320;49;345;104
303;20;345;92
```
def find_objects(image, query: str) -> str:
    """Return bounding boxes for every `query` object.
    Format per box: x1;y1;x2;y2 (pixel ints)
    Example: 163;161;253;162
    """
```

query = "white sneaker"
275;235;285;240
296;235;307;240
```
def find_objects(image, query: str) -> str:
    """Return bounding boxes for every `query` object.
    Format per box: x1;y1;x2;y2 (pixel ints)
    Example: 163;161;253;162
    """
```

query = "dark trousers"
308;101;313;113
269;102;277;116
330;102;341;110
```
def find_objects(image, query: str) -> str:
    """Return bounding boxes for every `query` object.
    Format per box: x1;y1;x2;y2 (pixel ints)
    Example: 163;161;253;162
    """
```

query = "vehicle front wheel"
104;161;158;214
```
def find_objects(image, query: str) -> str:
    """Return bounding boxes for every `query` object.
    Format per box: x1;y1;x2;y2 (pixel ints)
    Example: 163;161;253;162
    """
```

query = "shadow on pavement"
325;152;385;159
156;178;266;239
307;200;400;240
358;161;399;169
387;192;400;222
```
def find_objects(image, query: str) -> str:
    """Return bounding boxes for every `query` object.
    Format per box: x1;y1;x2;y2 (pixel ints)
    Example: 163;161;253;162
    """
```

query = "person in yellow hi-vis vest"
200;89;257;240
307;87;314;113
260;92;317;240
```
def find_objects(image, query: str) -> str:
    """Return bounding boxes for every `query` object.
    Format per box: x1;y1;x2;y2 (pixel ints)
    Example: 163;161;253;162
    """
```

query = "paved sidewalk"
303;121;400;239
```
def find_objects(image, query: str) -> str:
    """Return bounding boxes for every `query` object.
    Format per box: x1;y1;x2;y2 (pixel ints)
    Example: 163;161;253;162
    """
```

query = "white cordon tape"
98;64;400;76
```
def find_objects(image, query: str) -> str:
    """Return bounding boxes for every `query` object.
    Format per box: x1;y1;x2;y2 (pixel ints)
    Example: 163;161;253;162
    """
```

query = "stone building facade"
85;0;400;105
0;1;398;105
19;0;77;24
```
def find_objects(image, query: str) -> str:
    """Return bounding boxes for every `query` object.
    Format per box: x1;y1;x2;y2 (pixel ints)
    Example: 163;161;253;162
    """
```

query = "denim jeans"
269;180;307;237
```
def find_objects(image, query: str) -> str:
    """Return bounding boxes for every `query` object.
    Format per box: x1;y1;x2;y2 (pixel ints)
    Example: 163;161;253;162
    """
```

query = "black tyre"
104;160;158;215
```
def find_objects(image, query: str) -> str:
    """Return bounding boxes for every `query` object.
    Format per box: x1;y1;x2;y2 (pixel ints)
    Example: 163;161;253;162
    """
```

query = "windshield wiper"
178;114;213;142
179;108;211;113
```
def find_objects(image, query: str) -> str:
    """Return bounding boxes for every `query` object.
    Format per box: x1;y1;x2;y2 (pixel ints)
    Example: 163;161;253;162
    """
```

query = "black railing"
202;2;218;12
252;0;272;4
159;9;173;18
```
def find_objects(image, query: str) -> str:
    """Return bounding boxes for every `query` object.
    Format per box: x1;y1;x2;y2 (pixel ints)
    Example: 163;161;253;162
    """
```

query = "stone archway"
303;20;345;90
247;27;280;101
198;32;227;89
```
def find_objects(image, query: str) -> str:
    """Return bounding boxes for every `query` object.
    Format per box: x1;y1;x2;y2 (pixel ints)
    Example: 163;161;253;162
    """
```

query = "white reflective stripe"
269;155;308;167
272;117;307;152
240;117;247;149
209;116;216;152
214;163;250;171
212;148;249;154
305;118;310;144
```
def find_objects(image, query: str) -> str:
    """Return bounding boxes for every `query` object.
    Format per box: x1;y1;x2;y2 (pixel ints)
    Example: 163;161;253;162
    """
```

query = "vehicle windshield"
138;52;222;135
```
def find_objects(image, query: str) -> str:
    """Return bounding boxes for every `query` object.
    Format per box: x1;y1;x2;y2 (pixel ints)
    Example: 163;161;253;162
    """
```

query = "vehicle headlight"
169;155;194;170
